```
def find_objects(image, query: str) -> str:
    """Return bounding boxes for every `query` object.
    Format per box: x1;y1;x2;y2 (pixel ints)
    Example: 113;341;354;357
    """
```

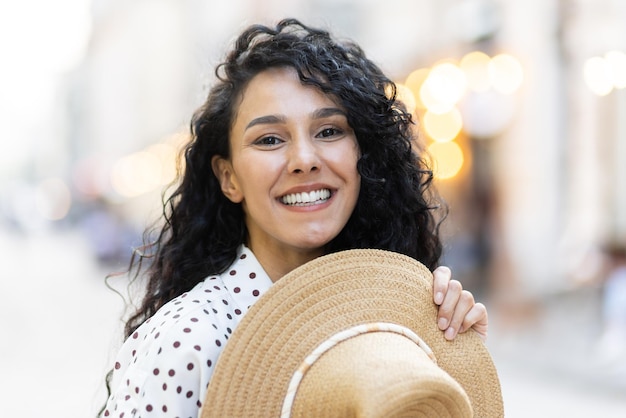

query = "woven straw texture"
202;249;503;417
287;331;473;417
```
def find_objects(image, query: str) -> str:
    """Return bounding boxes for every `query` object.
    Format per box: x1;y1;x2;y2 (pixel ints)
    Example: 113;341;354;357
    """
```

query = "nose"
287;136;321;174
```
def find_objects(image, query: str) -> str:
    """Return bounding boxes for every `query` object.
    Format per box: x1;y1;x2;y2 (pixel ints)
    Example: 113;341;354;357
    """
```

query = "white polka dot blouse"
101;245;273;418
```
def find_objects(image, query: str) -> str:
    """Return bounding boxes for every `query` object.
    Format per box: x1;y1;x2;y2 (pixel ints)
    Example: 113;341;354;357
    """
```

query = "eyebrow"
312;107;346;119
244;107;346;131
245;115;286;130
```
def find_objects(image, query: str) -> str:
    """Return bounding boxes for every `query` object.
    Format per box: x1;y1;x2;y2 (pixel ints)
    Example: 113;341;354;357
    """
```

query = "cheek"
234;154;282;194
344;145;361;183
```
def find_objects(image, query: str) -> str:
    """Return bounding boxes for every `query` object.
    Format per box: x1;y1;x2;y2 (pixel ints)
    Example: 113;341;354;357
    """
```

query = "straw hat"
202;249;503;417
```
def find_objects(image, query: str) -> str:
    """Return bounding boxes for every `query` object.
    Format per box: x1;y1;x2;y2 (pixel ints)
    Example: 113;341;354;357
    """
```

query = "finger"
460;302;488;342
444;289;475;340
432;266;451;305
437;279;462;331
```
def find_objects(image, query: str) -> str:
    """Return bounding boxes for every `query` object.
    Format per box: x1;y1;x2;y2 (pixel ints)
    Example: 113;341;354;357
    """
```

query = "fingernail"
438;317;448;330
445;327;456;340
435;292;444;305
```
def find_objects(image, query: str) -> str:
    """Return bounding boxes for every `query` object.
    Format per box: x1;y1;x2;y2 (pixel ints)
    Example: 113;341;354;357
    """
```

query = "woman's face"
212;67;360;274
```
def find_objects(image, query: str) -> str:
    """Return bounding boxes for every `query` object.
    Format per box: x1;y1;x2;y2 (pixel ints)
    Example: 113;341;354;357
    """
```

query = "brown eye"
254;136;283;146
317;128;341;138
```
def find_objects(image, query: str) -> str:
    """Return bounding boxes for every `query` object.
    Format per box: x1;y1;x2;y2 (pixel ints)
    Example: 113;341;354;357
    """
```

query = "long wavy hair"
122;18;444;339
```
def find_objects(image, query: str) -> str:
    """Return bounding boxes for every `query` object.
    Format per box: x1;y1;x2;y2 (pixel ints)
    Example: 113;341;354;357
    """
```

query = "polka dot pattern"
101;245;273;417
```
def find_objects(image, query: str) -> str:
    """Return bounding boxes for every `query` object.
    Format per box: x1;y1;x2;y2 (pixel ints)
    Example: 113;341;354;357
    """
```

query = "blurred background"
1;0;625;416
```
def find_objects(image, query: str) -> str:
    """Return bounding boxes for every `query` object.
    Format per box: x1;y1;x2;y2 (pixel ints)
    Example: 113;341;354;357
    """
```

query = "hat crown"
287;329;473;418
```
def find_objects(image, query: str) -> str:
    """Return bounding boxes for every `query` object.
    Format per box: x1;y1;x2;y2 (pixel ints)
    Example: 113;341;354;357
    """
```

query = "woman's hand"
433;266;488;342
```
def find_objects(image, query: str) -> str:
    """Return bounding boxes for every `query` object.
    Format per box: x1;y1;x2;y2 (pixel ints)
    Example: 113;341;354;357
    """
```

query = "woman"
100;18;488;417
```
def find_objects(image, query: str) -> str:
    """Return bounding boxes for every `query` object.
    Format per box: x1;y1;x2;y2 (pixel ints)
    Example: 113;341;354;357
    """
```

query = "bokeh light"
488;54;524;94
102;133;182;200
460;51;492;93
404;68;430;111
420;62;467;114
111;151;163;198
394;83;417;114
423;108;463;142
427;141;465;180
604;50;626;89
584;56;614;96
146;143;178;186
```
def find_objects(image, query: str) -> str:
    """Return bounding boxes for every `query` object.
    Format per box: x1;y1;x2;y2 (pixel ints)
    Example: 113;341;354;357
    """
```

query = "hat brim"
202;249;503;417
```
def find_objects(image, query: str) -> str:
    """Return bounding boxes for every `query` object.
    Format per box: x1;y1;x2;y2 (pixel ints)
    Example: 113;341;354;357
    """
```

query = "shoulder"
102;277;235;417
122;276;235;367
102;246;274;416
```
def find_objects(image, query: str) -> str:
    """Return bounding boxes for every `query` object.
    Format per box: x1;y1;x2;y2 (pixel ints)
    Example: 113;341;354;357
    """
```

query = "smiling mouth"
280;189;332;206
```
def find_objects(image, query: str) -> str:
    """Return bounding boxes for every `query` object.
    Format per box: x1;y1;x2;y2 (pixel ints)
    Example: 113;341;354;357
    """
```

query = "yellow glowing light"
419;84;449;114
394;83;417;114
35;178;72;220
111;151;163;198
605;50;626;89
404;68;430;110
428;141;464;180
167;129;191;148
584;56;614;96
423;108;463;143
488;54;524;94
460;51;491;92
147;143;178;185
420;63;467;114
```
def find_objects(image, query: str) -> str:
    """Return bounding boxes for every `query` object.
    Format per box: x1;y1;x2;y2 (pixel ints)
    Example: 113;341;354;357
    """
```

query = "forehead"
234;67;339;117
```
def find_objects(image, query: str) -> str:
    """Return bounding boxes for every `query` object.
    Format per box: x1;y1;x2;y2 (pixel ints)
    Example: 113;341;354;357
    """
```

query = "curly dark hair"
122;18;444;339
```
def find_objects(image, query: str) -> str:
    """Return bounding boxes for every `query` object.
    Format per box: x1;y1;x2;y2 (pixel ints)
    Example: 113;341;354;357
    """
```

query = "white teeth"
281;189;331;206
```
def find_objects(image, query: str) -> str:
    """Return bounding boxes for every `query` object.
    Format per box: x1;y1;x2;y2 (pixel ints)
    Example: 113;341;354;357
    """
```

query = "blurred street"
1;228;624;417
2;3;626;416
489;290;626;417
0;228;125;418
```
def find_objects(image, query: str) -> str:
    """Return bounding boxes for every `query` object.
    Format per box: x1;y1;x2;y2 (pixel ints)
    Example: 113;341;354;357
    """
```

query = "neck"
248;242;324;282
